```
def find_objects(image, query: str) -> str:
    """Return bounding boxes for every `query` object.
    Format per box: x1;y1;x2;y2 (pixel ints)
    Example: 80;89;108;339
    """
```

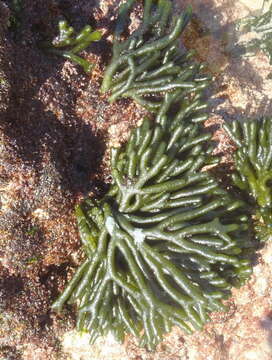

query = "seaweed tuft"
223;117;272;241
44;20;102;73
234;1;272;67
101;0;210;117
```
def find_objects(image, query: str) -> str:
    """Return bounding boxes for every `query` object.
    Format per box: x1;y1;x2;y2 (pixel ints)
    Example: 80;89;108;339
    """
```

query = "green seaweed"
45;20;102;73
235;1;272;65
108;115;217;213
52;113;253;349
52;0;255;350
223;118;272;241
101;0;210;115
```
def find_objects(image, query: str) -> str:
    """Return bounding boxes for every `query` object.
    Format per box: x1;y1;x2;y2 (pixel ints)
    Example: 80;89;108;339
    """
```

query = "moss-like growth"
46;20;102;73
223;118;272;241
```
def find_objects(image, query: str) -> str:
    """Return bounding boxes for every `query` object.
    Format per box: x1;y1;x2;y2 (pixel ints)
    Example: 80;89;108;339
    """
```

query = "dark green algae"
44;20;102;73
224;117;272;241
52;0;259;351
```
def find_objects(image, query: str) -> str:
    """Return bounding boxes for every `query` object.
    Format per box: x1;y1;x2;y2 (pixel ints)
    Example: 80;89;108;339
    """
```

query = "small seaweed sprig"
101;0;210;115
46;20;102;73
223;118;272;241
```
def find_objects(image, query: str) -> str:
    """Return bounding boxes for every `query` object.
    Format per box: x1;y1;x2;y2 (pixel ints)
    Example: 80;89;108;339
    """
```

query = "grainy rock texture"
0;0;272;359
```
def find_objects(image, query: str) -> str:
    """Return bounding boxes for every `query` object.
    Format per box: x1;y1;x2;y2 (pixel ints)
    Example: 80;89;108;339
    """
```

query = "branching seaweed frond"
108;116;217;213
101;0;210;116
223;117;272;240
45;20;102;73
235;2;272;65
52;113;254;350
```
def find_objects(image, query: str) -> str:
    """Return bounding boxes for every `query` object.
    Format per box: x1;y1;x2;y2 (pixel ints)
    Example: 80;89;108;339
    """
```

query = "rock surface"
0;0;272;359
